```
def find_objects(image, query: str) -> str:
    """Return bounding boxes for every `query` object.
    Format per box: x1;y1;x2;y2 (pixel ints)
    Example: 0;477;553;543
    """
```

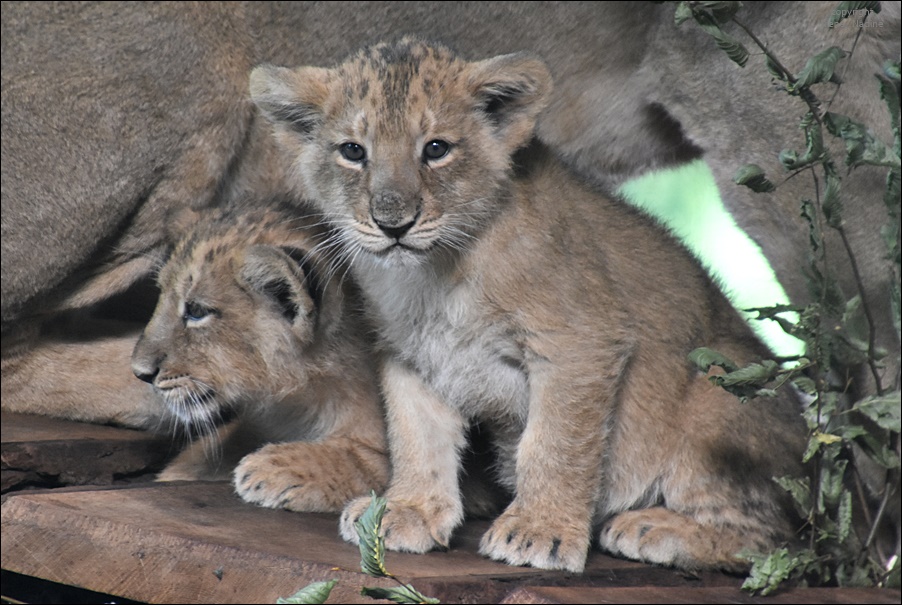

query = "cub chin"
251;39;807;572
132;205;390;513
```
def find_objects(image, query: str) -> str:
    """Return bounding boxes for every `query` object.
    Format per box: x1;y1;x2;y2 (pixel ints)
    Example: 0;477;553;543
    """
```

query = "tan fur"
252;39;808;573
132;206;390;513
4;2;897;421
1;316;165;429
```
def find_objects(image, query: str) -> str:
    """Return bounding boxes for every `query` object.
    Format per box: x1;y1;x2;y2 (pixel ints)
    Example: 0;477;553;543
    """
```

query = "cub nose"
370;191;420;240
132;360;160;384
373;217;416;240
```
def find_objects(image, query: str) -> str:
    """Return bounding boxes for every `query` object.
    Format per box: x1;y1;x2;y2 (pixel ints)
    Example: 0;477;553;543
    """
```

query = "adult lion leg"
1;317;164;429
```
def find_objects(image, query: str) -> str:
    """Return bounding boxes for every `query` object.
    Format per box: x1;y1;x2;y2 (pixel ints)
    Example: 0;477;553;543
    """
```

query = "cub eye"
340;142;366;162
423;140;451;161
183;301;215;324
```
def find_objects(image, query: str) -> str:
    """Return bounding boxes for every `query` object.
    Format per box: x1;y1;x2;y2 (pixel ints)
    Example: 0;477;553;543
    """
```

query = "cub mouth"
159;384;235;435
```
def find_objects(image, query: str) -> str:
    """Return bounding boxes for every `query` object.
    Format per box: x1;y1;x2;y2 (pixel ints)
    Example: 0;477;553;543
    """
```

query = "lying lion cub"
250;38;807;572
132;206;390;512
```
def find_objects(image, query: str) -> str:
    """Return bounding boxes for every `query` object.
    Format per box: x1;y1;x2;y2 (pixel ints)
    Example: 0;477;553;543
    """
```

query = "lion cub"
250;39;806;571
132;205;389;512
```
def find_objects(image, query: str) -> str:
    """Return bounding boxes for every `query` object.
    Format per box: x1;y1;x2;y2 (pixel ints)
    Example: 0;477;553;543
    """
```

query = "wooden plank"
1;482;741;604
499;585;902;604
1;411;173;493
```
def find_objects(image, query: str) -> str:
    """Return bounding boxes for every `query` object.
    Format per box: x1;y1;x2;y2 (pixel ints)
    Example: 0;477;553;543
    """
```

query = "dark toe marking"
549;538;561;559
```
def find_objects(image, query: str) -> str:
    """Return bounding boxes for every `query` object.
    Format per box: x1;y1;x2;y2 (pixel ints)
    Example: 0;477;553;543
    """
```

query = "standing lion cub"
250;38;807;572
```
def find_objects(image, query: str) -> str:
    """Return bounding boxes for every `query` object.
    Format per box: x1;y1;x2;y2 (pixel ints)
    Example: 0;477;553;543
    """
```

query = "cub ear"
249;65;332;138
239;245;317;343
467;53;552;152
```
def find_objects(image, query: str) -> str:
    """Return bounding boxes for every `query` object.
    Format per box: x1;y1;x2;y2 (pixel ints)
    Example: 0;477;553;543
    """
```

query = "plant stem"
836;224;886;396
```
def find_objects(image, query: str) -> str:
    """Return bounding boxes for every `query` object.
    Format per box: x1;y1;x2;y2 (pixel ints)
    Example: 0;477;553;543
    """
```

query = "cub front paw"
233;444;335;512
339;496;456;553
479;506;590;572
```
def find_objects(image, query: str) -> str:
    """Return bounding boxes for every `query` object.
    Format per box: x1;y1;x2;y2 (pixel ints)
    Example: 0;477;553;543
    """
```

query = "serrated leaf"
829;2;881;28
694;13;749;67
815;431;843;445
713;360;781;387
856;432;901;469
700;1;742;23
793;375;817;396
878;72;900;157
674;1;694;26
775;475;812;514
822;164;843;228
825;112;900;169
836;490;852;542
740;548;807;596
818;457;848;511
355;492;390;578
361;585;440;604
277;579;338;604
689;347;739;373
852;392;901;432
792;47;846;90
735;164;776;193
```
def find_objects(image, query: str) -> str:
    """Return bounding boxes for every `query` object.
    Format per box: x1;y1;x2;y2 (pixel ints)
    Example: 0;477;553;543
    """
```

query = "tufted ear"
249;64;332;139
467;53;552;152
239;245;318;343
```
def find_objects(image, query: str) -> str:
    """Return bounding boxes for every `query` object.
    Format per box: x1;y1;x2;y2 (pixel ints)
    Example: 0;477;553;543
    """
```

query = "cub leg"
340;360;468;552
157;422;249;481
479;344;630;572
234;437;390;513
600;366;803;572
599;503;786;573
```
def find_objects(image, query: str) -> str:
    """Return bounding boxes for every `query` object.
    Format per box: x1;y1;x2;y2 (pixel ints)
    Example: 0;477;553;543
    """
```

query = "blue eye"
340;142;366;162
184;301;214;323
423;140;450;161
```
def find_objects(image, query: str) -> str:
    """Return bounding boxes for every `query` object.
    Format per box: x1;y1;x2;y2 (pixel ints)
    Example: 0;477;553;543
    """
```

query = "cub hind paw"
599;507;752;572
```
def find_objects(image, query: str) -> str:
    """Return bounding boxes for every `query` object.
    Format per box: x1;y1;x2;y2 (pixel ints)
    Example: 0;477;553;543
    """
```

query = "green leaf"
735;164;776;193
740;548;810;596
824;112;900;169
277;579;338;604
817;457;848;511
791;47;846;91
689;347;739;373
699;1;742;23
852;392;901;432
836;489;853;543
712;360;781;387
674;1;694;26
829;2;881;28
693;12;749;68
775;475;812;514
853;430;901;469
355;492;390;578
822;164;843;228
361;585;440;604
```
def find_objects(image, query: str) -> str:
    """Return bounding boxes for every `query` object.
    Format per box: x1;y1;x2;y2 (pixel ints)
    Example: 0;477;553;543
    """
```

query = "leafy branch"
677;0;901;594
277;493;439;604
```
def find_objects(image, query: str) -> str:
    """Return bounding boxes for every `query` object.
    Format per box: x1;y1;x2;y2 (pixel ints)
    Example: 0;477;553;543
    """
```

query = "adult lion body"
3;3;898;369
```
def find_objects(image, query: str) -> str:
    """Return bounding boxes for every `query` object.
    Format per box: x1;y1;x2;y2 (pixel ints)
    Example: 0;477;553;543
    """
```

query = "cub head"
250;38;551;267
131;209;338;434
